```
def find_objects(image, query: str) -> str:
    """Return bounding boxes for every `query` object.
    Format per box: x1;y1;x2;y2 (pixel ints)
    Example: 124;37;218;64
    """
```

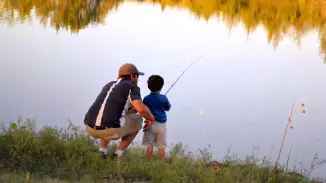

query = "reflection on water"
0;0;123;30
1;0;326;62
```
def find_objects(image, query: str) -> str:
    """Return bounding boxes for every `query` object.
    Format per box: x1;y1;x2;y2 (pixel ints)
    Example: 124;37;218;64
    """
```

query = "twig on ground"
198;148;209;167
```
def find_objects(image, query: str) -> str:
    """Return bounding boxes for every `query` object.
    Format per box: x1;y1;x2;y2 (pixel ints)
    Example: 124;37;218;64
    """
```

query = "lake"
0;0;326;179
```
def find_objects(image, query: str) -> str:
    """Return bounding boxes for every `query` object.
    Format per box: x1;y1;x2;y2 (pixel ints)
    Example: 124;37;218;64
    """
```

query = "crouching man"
84;63;154;159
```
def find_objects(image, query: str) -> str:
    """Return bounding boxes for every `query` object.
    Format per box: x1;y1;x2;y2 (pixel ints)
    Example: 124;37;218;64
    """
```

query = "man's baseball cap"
118;63;145;77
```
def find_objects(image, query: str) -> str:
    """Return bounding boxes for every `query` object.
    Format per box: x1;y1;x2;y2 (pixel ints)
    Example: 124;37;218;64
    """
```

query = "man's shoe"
111;153;119;160
99;151;107;160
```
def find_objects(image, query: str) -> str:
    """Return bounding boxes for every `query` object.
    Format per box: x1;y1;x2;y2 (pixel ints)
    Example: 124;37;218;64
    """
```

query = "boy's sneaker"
99;151;107;160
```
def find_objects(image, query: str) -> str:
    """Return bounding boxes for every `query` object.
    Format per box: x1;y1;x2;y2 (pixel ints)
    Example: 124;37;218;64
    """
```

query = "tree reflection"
1;0;326;62
0;0;124;32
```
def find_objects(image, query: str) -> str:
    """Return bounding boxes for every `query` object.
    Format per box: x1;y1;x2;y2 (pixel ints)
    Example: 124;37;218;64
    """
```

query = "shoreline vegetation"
0;118;325;182
1;0;326;62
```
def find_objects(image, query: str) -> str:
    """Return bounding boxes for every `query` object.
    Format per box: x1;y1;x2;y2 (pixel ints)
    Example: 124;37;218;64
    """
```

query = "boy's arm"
165;96;171;111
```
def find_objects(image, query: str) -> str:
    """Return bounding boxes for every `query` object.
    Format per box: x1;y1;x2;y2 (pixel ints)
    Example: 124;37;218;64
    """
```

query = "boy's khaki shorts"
85;113;143;140
142;121;167;148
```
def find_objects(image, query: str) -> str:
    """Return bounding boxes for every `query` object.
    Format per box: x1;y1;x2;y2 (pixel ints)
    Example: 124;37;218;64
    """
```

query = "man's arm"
130;85;154;121
127;107;138;114
132;100;154;121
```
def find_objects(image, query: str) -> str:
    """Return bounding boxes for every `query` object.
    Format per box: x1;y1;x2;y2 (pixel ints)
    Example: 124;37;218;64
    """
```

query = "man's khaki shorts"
142;121;167;148
85;113;143;141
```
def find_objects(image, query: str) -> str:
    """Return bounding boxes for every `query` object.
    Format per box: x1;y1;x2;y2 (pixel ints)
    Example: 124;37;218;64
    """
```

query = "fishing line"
164;56;203;96
162;56;211;165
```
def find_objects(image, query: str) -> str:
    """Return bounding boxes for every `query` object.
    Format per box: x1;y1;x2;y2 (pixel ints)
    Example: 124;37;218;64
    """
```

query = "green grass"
0;118;324;183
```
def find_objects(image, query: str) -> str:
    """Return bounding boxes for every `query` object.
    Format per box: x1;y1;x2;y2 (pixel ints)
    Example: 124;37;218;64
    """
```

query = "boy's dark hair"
148;75;164;93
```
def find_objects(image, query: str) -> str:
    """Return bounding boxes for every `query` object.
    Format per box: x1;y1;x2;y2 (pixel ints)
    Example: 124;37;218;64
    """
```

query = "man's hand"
143;120;153;132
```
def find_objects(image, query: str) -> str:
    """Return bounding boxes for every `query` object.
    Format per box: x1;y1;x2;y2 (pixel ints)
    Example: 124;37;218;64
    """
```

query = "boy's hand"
143;120;153;132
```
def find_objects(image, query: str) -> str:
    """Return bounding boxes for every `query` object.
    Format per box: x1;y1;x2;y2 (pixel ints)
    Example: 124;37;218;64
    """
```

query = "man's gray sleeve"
130;85;142;101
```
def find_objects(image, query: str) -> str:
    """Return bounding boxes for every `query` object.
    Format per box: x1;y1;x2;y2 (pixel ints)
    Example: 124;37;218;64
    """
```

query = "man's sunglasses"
132;74;139;78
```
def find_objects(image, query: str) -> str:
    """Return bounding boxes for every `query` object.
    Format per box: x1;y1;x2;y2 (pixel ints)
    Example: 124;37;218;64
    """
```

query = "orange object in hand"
143;120;153;132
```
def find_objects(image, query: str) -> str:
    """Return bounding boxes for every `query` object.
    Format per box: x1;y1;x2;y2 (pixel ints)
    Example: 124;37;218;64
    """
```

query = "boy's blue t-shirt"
143;93;171;123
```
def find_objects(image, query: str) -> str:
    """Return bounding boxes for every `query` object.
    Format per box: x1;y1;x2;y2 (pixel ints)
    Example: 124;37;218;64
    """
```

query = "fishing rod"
164;56;208;165
165;56;202;95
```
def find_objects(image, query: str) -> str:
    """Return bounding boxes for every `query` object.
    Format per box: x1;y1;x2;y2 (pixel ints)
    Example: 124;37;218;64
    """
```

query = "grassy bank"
0;118;324;183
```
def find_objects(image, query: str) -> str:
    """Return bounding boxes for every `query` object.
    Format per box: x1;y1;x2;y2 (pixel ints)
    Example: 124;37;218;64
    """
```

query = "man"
84;63;154;159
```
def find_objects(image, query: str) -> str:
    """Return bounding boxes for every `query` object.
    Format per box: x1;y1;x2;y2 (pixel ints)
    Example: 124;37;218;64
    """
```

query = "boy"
142;75;171;160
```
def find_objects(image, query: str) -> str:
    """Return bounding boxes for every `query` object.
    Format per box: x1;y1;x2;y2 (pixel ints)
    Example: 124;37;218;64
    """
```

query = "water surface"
1;0;326;178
